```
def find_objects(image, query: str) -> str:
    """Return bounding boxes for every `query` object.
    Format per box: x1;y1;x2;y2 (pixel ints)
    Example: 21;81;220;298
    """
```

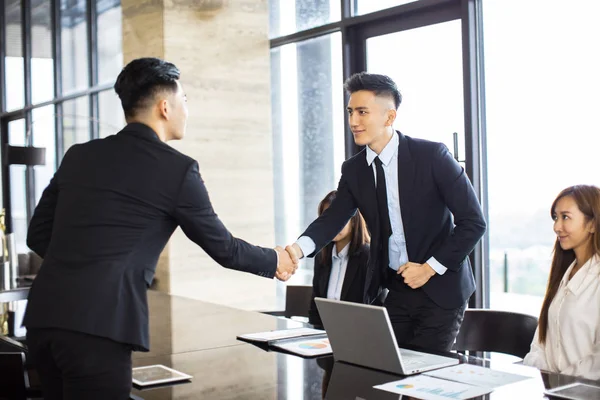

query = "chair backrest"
453;309;538;359
0;352;28;400
284;285;313;318
0;336;27;353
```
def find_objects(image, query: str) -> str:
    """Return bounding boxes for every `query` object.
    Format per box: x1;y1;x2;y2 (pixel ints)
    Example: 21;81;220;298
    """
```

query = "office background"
1;0;599;315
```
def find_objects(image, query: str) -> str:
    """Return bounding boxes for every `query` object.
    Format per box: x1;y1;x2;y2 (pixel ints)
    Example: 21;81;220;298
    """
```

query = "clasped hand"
397;262;435;289
274;246;299;281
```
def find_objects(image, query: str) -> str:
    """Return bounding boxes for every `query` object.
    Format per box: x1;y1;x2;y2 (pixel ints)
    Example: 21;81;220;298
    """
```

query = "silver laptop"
315;298;459;375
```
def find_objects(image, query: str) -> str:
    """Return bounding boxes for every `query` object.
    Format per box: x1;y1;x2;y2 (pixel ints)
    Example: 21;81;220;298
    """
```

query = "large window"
1;0;123;252
271;32;344;284
269;0;486;296
269;0;341;38
61;0;89;94
483;0;600;317
367;21;465;160
354;0;418;16
4;0;25;111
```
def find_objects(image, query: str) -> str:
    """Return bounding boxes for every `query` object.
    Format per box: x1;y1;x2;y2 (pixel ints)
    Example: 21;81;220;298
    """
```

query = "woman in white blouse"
523;185;600;380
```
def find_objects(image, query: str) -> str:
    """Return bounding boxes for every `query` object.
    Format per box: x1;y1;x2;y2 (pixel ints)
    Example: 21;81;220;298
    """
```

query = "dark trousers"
26;328;132;400
384;275;466;352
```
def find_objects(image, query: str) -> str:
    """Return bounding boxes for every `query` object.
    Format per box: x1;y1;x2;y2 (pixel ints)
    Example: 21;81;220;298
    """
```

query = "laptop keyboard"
402;356;426;366
400;350;427;366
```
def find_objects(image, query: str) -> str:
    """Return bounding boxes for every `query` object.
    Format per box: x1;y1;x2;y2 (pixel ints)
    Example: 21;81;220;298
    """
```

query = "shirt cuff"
295;236;316;258
426;256;447;275
274;248;279;269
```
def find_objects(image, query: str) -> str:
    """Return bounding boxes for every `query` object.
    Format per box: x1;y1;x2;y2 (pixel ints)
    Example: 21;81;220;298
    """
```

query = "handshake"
273;244;304;282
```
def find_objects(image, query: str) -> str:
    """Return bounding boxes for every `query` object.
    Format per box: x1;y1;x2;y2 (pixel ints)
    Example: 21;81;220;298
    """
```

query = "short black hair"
344;72;402;109
114;57;180;118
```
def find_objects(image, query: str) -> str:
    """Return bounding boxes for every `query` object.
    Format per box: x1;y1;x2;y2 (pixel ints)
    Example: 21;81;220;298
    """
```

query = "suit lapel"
357;152;378;233
396;132;414;240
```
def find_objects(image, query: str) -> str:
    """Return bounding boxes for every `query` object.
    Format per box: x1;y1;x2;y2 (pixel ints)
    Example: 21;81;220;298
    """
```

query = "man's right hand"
275;246;298;281
284;243;304;264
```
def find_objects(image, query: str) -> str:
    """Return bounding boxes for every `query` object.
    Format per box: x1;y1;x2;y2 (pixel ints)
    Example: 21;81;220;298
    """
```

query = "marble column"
121;0;277;310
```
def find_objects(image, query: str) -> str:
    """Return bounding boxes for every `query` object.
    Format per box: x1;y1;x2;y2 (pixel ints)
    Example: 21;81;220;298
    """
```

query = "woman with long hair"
308;190;371;328
523;185;600;379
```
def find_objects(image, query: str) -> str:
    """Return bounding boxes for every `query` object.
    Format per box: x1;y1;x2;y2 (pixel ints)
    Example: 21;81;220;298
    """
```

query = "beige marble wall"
121;0;277;310
122;0;165;61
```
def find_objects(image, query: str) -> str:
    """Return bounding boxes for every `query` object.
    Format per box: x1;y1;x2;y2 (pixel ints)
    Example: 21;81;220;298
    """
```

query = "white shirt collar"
366;131;399;167
561;254;600;294
332;242;350;259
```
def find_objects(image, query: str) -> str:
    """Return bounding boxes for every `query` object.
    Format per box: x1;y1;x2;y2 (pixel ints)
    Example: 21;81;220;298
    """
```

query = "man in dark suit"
286;72;486;352
23;57;297;400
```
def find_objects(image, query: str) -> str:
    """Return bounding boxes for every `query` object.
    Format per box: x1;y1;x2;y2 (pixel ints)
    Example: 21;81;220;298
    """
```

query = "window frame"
0;0;118;236
269;0;490;308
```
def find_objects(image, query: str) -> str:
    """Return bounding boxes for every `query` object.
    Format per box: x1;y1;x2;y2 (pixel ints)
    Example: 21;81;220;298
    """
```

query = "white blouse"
523;255;600;380
326;243;350;301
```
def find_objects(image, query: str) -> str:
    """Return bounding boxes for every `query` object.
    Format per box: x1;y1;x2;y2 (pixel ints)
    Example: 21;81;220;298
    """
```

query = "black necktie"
374;157;392;271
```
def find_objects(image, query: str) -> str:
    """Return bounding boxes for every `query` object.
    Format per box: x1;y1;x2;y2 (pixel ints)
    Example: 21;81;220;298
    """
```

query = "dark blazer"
308;244;370;328
23;123;277;351
300;132;486;309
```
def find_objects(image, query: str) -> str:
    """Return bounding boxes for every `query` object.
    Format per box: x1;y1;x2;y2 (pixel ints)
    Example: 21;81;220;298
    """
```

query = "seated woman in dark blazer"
308;190;371;328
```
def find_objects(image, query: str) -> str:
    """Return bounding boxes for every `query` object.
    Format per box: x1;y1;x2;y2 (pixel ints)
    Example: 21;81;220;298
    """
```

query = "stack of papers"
374;375;492;400
424;364;531;388
237;327;325;343
374;364;532;399
270;336;332;357
237;327;331;357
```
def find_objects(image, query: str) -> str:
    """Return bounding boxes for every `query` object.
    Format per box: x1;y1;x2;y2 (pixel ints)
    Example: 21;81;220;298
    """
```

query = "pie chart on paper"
299;342;329;350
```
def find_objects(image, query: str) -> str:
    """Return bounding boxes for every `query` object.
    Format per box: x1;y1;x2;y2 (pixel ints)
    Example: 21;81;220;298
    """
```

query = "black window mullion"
22;0;37;223
1;118;12;231
53;0;64;165
0;4;5;213
22;0;32;110
341;0;351;19
90;93;98;139
88;0;99;140
341;0;354;159
270;0;457;48
462;0;488;309
0;2;6;114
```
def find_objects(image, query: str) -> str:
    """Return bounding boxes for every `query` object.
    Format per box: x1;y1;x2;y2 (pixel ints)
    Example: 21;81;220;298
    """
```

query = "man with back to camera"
23;57;298;400
285;72;486;352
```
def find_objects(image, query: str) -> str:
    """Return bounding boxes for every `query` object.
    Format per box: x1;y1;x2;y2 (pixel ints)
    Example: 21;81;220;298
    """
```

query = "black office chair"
0;336;27;353
0;352;37;400
263;285;313;318
453;309;538;359
0;337;141;400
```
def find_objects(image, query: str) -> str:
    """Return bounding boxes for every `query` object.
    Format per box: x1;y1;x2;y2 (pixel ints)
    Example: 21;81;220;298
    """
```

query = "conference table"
131;291;598;399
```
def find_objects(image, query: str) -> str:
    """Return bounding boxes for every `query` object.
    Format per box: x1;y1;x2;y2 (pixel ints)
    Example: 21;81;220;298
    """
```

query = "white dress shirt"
296;133;447;274
326;243;350;300
523;255;600;380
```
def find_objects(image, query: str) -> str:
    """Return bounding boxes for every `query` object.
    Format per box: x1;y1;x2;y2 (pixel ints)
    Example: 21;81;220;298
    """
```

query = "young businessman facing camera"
286;72;486;352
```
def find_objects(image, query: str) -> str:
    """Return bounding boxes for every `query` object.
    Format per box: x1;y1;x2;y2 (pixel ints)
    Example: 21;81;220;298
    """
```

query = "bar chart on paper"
374;375;492;400
424;364;531;389
416;386;472;399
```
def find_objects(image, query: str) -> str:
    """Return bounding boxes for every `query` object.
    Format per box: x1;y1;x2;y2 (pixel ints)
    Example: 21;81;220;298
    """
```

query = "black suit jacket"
300;132;486;309
308;244;370;328
23;123;277;351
